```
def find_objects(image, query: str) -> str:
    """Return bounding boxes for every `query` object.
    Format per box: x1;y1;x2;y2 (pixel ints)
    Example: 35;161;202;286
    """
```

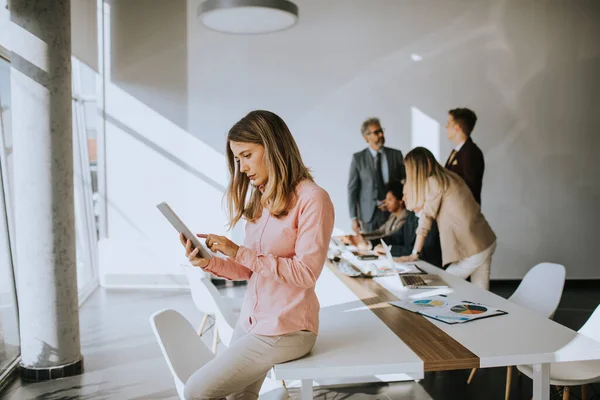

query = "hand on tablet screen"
179;233;210;268
197;234;239;258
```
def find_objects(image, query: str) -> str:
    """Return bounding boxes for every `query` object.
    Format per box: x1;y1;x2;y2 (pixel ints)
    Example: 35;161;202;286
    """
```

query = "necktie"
446;149;457;168
375;152;385;200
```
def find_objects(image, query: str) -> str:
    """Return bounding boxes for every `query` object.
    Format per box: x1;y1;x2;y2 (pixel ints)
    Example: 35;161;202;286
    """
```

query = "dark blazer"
445;138;485;204
383;211;442;268
348;147;405;224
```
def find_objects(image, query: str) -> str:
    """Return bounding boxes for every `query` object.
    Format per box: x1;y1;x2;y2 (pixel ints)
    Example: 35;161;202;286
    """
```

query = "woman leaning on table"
395;147;496;290
180;110;335;400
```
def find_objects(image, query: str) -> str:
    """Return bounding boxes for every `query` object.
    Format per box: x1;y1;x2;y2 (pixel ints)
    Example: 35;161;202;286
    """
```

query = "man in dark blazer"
348;118;405;233
445;108;485;204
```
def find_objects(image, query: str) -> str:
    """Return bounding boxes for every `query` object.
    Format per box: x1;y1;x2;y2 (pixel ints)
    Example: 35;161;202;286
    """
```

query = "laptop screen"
380;239;395;269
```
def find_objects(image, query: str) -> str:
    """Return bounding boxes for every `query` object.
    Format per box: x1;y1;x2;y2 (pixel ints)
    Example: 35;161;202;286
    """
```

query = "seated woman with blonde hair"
396;147;496;289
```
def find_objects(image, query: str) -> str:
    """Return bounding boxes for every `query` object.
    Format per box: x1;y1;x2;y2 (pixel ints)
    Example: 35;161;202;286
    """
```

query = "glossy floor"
1;280;599;400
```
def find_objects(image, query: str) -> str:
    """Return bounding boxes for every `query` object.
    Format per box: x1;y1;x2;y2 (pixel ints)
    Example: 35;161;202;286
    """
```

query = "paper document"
389;295;508;324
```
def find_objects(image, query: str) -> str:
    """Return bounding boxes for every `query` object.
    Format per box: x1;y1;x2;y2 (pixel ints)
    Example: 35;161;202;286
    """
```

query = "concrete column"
9;0;83;380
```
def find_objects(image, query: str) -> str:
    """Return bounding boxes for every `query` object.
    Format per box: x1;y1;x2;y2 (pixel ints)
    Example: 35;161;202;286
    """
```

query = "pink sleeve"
204;257;253;281
234;188;335;288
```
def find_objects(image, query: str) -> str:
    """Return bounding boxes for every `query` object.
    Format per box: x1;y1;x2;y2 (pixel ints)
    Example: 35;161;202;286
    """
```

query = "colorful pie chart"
450;304;488;314
413;299;446;307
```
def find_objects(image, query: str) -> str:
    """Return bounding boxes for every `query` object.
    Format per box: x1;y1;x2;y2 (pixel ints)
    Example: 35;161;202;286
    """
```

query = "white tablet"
156;201;215;259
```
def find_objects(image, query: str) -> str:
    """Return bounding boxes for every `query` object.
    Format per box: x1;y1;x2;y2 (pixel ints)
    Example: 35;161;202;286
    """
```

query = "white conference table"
272;260;600;400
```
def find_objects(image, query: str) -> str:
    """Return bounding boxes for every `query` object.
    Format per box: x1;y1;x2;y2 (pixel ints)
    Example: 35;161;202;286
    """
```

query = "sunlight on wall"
98;2;231;285
410;107;440;161
101;82;230;280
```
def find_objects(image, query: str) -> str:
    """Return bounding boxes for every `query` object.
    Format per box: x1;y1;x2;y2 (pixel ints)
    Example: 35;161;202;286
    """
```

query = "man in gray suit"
348;118;406;233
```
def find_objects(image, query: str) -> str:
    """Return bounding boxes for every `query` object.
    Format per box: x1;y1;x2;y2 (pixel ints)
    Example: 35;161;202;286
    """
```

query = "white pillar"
9;0;83;380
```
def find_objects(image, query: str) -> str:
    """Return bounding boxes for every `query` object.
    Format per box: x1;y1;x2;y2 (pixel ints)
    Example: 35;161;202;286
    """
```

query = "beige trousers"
184;324;316;400
445;241;497;290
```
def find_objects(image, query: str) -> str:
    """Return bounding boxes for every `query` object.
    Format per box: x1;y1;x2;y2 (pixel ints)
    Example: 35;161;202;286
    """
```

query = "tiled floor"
1;280;599;400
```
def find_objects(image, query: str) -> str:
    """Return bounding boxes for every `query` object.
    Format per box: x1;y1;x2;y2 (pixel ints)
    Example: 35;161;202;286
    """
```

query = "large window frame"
0;50;20;392
0;44;104;388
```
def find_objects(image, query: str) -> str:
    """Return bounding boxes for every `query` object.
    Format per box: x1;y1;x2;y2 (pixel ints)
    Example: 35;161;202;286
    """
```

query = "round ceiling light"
198;0;299;34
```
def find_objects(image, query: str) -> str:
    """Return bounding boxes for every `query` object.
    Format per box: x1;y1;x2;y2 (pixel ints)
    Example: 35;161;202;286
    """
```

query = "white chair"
150;309;289;400
507;262;566;319
467;263;567;400
179;267;213;336
149;308;215;399
182;267;288;390
183;266;237;353
517;304;600;400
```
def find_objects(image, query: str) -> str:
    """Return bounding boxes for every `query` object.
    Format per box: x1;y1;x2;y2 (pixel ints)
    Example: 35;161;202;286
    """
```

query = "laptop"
379;239;448;289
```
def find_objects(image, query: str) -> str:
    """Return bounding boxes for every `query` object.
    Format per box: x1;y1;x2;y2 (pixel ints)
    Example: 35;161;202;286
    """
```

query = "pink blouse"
204;179;335;336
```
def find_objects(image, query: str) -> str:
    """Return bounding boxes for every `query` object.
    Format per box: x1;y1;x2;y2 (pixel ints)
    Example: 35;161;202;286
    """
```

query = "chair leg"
505;366;512;400
563;386;570;400
467;368;477;384
212;326;219;354
197;314;209;336
581;385;589;400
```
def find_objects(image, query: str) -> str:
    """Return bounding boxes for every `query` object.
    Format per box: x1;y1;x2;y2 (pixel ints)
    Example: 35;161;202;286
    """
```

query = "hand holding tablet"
179;232;210;266
156;201;225;260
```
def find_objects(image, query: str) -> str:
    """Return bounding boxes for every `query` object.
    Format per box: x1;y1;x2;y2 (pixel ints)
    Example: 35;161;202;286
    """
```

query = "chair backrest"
149;309;215;398
183;266;238;346
578;304;600;340
183;266;215;315
509;262;566;318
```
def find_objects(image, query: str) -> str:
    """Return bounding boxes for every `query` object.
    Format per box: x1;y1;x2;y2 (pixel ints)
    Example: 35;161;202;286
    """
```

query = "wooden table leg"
467;368;477;384
581;385;589;400
212;326;219;354
505;366;512;400
198;314;209;336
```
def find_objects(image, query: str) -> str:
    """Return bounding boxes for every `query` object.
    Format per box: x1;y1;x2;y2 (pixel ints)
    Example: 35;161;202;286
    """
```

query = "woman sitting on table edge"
180;110;335;400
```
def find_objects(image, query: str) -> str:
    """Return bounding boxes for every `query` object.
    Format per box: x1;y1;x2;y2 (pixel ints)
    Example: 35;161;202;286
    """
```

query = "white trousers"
446;241;497;290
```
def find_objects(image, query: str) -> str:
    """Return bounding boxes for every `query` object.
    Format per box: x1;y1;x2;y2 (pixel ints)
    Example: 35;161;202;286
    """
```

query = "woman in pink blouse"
181;110;335;400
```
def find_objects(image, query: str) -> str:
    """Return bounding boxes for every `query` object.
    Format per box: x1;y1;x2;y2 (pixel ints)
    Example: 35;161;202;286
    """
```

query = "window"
0;55;20;387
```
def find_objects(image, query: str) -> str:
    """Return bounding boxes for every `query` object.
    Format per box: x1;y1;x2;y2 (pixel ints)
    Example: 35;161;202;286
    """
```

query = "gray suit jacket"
348;147;405;223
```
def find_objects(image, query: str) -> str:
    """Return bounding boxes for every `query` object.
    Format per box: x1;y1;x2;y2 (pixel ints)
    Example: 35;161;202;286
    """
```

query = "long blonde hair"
226;110;313;228
403;147;450;210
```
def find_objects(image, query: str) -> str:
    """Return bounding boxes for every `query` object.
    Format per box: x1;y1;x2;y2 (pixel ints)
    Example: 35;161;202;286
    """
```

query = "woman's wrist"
200;258;211;269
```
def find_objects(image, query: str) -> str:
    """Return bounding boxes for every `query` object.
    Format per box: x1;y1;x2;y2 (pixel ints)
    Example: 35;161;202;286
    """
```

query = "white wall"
71;0;98;70
101;0;600;282
0;0;9;53
110;0;187;129
97;1;230;287
0;0;98;68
